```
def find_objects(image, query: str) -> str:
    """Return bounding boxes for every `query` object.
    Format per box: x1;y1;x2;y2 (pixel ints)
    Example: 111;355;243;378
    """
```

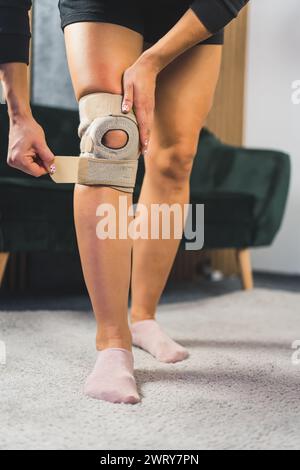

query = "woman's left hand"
122;55;159;155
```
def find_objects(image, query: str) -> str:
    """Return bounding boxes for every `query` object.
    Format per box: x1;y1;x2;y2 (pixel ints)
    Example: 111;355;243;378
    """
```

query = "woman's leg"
64;22;143;402
130;45;222;362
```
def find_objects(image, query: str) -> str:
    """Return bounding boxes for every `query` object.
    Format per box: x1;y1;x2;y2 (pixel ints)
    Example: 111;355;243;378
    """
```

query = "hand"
122;55;159;155
7;113;55;177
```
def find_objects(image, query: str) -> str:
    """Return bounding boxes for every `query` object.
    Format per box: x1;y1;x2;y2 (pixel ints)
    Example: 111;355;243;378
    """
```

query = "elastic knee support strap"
50;93;141;193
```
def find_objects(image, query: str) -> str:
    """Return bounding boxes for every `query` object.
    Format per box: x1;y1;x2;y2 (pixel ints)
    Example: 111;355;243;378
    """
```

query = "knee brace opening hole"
101;129;129;150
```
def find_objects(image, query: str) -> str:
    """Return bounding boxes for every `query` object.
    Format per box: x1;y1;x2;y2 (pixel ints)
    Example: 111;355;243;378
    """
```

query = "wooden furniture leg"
236;248;254;290
0;253;9;287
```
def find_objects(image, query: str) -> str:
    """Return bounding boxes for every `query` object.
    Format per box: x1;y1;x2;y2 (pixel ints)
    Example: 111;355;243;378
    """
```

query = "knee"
78;76;131;150
102;130;129;149
153;141;198;185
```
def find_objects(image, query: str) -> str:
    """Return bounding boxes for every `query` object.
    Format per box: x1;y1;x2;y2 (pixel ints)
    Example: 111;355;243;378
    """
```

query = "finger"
14;161;46;178
135;109;151;154
31;166;48;177
122;79;134;114
34;155;56;175
35;142;55;171
7;153;44;177
20;158;48;177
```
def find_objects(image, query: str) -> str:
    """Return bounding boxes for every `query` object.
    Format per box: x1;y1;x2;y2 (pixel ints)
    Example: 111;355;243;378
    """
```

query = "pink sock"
131;319;189;363
84;348;140;404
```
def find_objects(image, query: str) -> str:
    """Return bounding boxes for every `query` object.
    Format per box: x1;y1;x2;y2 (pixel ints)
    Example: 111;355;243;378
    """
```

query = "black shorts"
58;0;224;46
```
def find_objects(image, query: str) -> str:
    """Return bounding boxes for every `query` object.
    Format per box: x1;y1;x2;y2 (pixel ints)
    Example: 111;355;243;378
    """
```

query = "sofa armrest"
190;129;291;246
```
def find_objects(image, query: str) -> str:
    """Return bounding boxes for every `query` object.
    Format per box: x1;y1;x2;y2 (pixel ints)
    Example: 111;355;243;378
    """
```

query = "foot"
131;319;189;363
84;348;140;404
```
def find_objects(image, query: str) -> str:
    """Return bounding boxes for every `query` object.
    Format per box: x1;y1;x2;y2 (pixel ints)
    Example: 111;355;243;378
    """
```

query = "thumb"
36;141;55;172
122;80;134;114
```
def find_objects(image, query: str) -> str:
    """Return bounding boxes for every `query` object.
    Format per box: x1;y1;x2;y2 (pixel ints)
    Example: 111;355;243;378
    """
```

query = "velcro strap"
49;156;138;193
50;156;79;184
78;157;138;188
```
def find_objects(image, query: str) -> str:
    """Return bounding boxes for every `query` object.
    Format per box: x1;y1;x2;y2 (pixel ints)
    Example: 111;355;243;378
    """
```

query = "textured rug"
0;287;300;450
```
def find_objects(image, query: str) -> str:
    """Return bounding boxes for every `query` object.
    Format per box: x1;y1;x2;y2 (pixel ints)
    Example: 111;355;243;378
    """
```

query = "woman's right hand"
7;113;55;177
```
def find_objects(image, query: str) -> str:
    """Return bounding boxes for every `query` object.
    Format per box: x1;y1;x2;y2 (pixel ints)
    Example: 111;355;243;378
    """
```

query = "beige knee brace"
50;93;141;193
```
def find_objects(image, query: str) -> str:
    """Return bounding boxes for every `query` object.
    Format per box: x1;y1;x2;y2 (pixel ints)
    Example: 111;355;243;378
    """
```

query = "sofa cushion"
0;181;76;252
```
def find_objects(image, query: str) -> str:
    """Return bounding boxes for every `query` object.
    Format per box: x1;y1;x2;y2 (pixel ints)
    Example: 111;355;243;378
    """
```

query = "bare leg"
130;45;222;362
64;23;143;402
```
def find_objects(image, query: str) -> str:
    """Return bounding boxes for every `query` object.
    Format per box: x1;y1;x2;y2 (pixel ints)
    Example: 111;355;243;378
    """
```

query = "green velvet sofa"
0;104;291;290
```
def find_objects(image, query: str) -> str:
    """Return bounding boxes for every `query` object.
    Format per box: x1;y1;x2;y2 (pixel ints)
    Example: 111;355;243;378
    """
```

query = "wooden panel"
206;7;248;276
206;6;248;146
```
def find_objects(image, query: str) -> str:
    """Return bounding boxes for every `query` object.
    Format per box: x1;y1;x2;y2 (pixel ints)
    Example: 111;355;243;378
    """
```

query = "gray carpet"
1;287;300;450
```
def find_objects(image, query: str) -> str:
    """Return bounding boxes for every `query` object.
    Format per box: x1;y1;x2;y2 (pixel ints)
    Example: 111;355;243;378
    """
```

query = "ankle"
96;328;132;351
131;309;156;325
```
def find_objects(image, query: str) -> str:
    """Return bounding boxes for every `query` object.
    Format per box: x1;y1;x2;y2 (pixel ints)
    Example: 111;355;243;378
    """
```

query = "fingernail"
122;104;129;112
49;164;56;174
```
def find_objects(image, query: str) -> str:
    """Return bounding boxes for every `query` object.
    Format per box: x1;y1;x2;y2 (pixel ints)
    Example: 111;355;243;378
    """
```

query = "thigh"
150;45;223;153
64;22;144;99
